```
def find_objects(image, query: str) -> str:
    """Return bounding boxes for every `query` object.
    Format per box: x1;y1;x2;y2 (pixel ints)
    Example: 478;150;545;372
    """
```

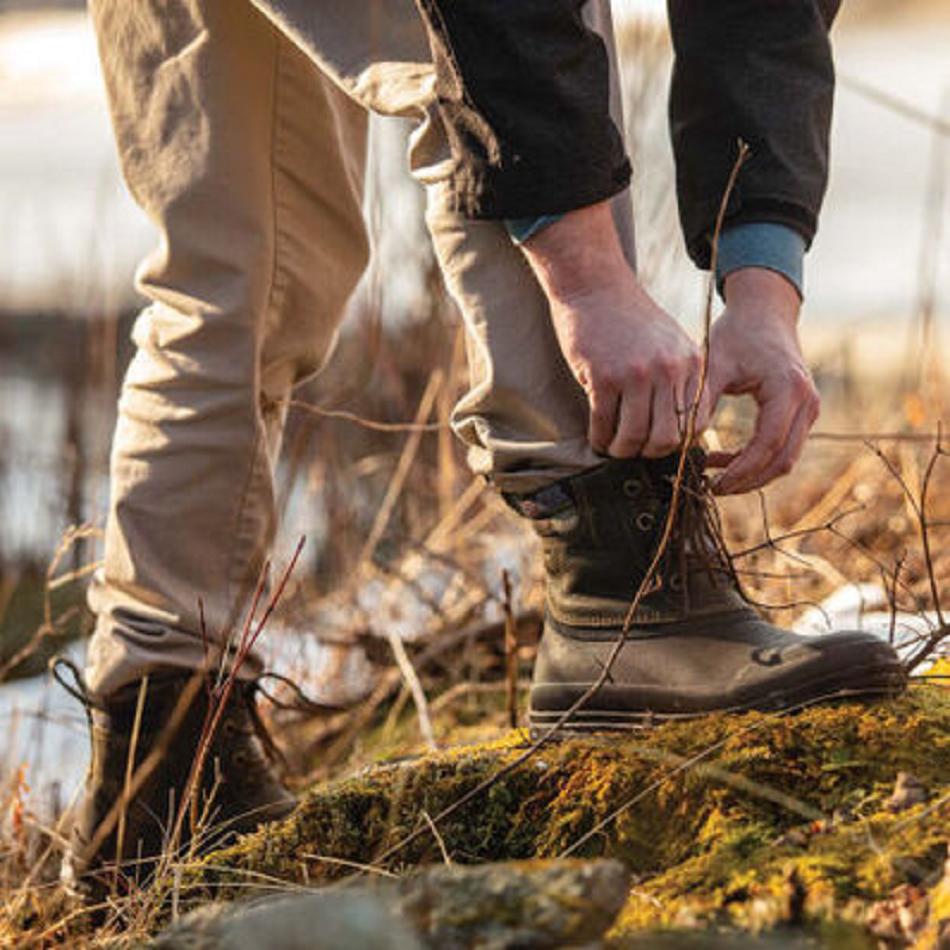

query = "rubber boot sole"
528;658;907;738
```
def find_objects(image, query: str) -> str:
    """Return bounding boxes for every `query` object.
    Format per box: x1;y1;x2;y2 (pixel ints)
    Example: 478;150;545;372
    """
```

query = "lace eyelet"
635;511;655;532
622;478;643;499
668;572;683;591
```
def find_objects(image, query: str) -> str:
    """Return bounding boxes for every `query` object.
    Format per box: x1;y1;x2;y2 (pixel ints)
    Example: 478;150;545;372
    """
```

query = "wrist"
520;201;632;303
716;222;806;300
722;267;801;329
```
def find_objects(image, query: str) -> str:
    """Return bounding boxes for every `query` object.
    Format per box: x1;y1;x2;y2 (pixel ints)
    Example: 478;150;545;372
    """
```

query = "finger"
642;383;681;458
742;395;818;492
588;386;621;455
704;362;728;411
706;450;738;469
608;384;651;458
712;391;797;495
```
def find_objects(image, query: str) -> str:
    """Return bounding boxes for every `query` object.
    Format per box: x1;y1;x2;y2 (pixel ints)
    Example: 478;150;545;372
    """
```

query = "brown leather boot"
57;664;296;899
506;451;906;735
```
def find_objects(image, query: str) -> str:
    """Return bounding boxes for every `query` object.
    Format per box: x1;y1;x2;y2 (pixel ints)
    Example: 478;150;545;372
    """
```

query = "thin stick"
386;626;437;751
501;570;519;730
422;810;453;866
838;71;950;138
288;399;445;433
161;537;306;876
357;370;443;568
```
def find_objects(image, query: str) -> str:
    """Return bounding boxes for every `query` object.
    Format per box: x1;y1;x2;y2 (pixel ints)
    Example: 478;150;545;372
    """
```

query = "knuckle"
644;433;679;457
789;368;813;395
626;363;649;384
657;357;682;380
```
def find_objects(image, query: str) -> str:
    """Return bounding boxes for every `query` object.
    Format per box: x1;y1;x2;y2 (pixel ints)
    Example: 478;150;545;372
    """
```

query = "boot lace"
659;453;742;607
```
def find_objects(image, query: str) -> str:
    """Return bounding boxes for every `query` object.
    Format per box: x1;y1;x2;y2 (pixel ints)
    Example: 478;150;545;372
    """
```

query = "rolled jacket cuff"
715;222;806;299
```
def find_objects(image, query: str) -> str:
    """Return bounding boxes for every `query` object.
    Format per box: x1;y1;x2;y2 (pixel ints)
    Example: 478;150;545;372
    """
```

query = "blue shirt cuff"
715;222;806;299
505;214;565;245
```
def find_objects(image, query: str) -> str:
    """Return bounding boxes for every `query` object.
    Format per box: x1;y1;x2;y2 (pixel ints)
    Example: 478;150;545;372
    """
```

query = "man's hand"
707;268;820;495
521;202;710;458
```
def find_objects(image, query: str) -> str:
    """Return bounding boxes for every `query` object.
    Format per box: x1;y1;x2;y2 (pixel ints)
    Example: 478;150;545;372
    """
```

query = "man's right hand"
520;202;711;458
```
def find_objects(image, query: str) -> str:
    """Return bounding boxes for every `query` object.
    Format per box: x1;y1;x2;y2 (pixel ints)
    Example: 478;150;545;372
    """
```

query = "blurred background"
0;0;947;806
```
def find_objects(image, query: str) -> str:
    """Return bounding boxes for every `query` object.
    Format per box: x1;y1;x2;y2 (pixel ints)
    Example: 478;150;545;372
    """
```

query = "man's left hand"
706;268;820;495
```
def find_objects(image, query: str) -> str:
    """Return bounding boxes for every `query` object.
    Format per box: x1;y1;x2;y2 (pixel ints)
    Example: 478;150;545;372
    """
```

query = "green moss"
163;689;950;944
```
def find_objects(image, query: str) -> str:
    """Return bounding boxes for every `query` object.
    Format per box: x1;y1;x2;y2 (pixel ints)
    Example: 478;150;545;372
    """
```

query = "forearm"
517;202;630;302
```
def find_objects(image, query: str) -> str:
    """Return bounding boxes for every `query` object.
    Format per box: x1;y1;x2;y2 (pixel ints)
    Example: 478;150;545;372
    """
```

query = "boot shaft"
514;453;744;631
67;673;294;893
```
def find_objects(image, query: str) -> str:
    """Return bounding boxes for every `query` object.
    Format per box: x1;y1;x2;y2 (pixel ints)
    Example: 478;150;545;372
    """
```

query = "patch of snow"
793;583;942;661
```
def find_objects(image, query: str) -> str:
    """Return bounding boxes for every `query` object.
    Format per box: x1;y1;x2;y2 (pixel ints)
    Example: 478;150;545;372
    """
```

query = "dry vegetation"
1;329;947;946
1;14;948;949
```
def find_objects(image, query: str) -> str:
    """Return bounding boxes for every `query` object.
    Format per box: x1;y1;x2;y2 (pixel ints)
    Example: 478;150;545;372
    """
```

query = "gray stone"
151;893;422;950
152;859;629;950
372;858;629;949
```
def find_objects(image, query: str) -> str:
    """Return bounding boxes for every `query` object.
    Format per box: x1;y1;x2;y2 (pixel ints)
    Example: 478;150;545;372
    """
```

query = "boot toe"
735;628;906;708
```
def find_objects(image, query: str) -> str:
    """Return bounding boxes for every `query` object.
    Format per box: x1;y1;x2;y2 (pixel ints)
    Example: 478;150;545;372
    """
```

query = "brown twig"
287;399;446;433
357;371;444;569
501;570;518;730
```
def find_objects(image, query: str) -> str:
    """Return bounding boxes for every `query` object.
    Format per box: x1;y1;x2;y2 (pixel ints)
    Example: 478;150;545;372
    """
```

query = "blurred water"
1;8;948;321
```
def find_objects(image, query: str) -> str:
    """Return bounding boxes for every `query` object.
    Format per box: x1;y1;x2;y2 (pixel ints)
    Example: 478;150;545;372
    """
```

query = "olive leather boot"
59;667;296;899
508;451;906;735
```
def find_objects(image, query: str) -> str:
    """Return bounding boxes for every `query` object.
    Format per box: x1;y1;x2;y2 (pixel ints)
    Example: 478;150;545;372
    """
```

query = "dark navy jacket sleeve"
668;0;843;269
413;0;632;219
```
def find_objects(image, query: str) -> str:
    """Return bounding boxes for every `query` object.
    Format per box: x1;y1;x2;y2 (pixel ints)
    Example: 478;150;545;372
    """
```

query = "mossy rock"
175;690;949;945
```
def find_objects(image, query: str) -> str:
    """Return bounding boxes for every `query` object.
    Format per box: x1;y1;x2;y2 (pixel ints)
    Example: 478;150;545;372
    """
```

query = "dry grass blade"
422;810;453;866
838;71;950;136
114;675;149;896
357;370;443;569
385;625;436;751
0;524;100;683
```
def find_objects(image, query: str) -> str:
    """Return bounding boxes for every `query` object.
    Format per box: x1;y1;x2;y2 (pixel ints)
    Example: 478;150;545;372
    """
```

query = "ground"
124;686;950;947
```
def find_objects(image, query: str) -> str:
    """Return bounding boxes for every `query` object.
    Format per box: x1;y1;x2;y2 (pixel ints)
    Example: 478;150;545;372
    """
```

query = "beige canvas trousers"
85;0;635;697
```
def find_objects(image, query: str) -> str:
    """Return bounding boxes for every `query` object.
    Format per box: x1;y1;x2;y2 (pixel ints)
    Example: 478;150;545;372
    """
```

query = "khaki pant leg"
85;0;369;697
248;0;634;493
423;1;634;492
